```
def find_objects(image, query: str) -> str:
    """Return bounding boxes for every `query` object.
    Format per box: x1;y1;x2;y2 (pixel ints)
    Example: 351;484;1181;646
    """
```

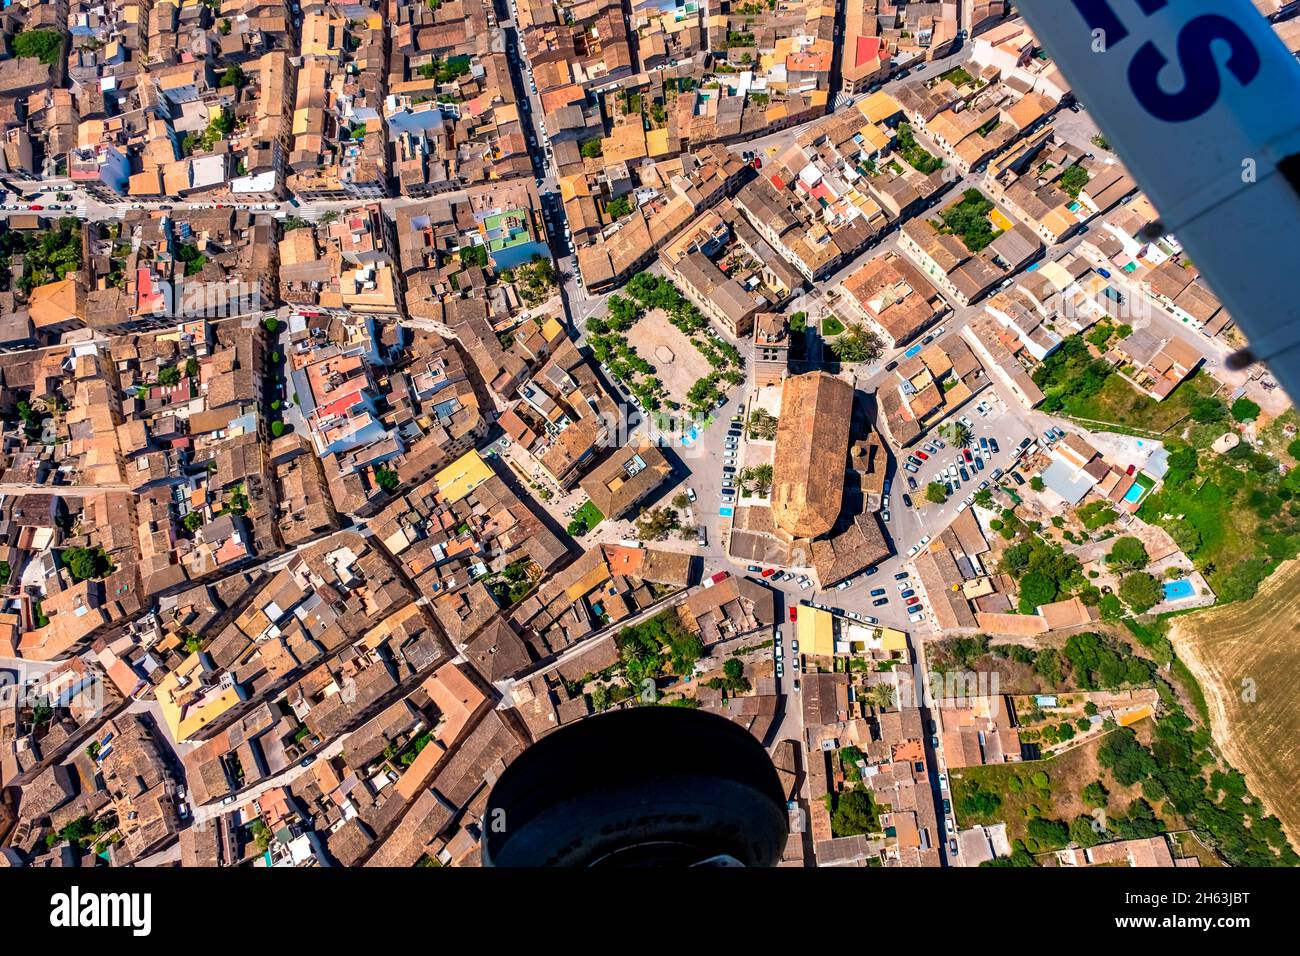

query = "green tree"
830;323;883;363
1030;476;1045;492
62;546;113;582
1189;396;1227;423
925;482;948;504
270;420;286;437
1070;816;1102;848
829;788;880;838
157;365;181;386
605;196;633;219
1017;571;1058;610
1230;397;1261;422
747;408;778;440
1119;572;1160;613
1082;780;1109;807
220;65;247;89
579;138;604;158
1058;165;1090;198
635;507;680;541
375;466;399;493
12;30;64;65
1026;817;1070;850
1108;536;1150;570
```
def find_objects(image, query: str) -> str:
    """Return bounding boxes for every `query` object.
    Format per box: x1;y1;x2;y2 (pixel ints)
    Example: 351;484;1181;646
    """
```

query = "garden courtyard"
638;307;716;409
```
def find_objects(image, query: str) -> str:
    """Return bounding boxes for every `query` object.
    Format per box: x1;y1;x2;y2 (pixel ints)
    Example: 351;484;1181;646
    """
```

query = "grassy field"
1168;560;1300;852
1064;370;1218;435
574;500;604;531
949;723;1150;847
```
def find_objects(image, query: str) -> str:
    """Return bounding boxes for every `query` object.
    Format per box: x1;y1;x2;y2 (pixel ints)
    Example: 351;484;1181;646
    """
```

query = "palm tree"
830;322;884;364
942;421;974;448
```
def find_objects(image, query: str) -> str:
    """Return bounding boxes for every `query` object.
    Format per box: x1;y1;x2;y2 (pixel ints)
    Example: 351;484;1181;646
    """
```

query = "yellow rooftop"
435;449;494;503
797;604;835;657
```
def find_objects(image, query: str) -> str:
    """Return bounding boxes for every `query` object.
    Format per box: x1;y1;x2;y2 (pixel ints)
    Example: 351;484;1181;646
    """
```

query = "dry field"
1168;560;1300;850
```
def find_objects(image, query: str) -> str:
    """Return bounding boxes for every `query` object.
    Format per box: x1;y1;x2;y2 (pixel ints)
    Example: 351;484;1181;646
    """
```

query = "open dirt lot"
1168;560;1300;851
639;308;713;405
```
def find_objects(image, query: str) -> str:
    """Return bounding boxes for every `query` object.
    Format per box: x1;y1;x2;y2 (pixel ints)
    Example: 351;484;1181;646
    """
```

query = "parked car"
872;597;889;607
870;588;886;597
686;487;697;502
865;565;879;576
902;493;913;508
1010;471;1026;486
797;576;812;589
789;607;798;622
761;568;776;578
906;475;918;491
697;527;707;546
894;571;909;581
835;578;852;590
904;462;919;474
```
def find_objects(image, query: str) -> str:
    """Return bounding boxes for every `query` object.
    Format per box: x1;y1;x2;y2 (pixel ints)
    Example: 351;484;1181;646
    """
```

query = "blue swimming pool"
719;507;734;517
1163;578;1195;601
1122;481;1147;504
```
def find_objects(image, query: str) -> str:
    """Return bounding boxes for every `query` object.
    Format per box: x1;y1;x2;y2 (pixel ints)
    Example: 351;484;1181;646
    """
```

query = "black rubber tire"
483;708;789;867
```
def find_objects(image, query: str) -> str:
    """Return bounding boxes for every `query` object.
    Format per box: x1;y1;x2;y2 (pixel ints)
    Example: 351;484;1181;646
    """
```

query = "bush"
270;420;286;437
1026;817;1070;850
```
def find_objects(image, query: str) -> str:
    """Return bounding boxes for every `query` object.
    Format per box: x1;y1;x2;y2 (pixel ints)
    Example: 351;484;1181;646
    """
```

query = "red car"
27;204;42;210
906;596;921;606
761;568;776;578
963;449;974;463
752;157;763;170
788;607;798;623
1126;464;1136;476
915;450;929;460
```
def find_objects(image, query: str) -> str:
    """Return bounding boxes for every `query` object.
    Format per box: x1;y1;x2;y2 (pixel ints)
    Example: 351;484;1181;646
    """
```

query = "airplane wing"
1013;0;1300;401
